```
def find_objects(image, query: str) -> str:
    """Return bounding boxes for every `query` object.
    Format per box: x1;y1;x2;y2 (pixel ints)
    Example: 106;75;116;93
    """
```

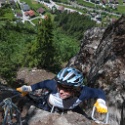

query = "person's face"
57;84;73;99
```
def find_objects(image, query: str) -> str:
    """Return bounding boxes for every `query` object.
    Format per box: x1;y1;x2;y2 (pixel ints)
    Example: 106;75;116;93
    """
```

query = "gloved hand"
16;85;32;96
94;99;108;113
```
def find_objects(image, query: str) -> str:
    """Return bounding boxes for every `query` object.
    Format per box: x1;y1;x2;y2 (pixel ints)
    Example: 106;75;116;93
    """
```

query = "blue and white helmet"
56;67;84;87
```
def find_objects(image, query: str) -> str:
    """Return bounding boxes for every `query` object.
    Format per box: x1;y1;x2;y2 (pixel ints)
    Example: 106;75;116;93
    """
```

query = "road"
70;1;120;17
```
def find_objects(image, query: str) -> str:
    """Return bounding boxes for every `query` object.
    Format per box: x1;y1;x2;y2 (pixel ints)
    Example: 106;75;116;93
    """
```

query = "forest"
0;4;96;85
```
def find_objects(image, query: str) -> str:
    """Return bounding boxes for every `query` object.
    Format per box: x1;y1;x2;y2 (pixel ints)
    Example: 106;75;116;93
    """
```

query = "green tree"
0;28;17;84
53;29;79;62
37;15;57;69
54;12;96;40
28;15;60;71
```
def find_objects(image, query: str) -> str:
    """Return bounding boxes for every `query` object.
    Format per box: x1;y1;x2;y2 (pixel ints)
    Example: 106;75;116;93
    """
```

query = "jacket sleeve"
30;79;57;92
79;86;106;101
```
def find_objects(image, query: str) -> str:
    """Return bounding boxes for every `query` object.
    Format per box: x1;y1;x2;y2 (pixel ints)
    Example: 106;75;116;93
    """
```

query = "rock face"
24;105;100;125
67;15;125;125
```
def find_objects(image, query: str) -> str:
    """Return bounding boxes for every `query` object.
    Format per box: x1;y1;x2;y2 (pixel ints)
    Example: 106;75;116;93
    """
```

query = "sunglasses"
57;83;75;92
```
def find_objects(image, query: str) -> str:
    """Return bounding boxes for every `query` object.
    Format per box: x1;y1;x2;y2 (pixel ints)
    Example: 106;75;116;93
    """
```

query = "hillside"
2;16;125;125
0;1;125;125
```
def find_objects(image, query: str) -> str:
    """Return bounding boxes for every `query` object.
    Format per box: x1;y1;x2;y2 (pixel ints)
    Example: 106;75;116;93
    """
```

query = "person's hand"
16;85;32;96
94;99;108;113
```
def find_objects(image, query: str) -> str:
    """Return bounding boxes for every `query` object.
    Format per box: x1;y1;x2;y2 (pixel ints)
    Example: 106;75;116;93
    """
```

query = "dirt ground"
16;67;56;85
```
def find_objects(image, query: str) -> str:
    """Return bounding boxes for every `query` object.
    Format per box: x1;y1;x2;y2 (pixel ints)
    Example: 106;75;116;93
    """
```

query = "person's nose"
59;89;65;94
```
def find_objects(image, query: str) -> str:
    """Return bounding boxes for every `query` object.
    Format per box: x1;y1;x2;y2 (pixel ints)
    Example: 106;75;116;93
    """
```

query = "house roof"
0;0;6;3
37;8;45;13
25;10;35;17
28;10;35;16
109;0;112;2
21;4;30;11
16;13;22;17
0;0;6;2
9;0;14;2
102;0;107;3
58;6;64;11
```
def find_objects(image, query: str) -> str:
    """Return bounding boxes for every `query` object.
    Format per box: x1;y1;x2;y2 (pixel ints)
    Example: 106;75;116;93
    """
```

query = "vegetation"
20;0;49;11
53;29;79;62
22;15;60;71
118;0;123;5
53;0;69;4
0;1;97;85
77;0;95;8
0;21;36;83
0;5;14;21
117;5;125;14
56;0;125;15
54;11;96;40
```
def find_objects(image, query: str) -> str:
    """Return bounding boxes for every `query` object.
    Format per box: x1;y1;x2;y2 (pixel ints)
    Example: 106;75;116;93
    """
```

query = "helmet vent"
74;78;79;83
56;67;84;87
68;74;76;80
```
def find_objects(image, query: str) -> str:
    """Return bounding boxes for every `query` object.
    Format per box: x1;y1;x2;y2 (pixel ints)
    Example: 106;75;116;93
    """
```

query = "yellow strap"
16;88;28;96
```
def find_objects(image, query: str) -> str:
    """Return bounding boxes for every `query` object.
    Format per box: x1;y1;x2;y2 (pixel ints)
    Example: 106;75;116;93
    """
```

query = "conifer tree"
35;14;57;70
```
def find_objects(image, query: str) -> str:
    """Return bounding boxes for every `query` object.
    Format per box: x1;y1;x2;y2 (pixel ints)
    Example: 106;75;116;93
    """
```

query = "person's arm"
31;79;57;92
80;86;108;113
16;79;57;94
79;86;106;100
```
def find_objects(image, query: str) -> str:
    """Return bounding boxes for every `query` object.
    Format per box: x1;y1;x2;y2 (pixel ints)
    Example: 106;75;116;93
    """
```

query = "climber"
16;67;108;117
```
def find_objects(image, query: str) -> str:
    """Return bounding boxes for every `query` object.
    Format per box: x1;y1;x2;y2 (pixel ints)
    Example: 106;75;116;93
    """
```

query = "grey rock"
67;15;125;125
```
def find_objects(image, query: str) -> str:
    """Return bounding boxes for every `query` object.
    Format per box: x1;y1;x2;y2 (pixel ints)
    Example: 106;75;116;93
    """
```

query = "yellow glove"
16;85;32;96
94;99;108;113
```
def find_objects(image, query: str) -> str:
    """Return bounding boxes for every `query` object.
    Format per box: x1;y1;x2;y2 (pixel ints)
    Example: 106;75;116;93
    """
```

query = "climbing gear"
56;67;84;87
0;84;22;125
0;97;22;125
0;84;67;124
28;89;68;114
0;93;22;125
0;85;50;124
91;105;109;124
94;99;108;113
27;89;50;110
16;85;60;113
